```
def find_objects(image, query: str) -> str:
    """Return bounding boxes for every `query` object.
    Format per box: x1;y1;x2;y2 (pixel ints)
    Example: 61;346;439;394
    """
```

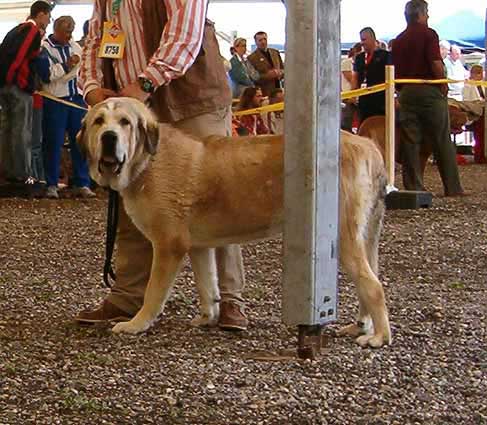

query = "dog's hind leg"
112;242;186;334
189;247;220;327
339;238;391;348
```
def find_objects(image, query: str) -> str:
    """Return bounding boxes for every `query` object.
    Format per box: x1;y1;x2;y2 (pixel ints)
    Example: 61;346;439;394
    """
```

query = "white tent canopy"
1;0;485;51
0;0;288;47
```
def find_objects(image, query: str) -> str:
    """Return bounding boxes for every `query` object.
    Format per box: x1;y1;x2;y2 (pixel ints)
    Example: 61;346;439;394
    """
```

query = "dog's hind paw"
112;319;150;334
191;314;218;328
356;333;390;348
337;323;366;337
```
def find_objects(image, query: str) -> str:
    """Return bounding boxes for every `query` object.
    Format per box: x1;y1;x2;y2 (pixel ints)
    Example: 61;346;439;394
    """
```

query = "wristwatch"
138;77;155;94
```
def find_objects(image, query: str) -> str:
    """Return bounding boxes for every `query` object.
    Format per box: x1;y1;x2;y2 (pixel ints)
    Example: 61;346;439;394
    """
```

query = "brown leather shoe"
444;191;469;197
218;301;248;331
74;300;133;324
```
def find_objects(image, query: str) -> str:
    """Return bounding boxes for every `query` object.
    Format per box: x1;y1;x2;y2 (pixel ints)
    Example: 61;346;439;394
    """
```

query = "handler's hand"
440;83;448;97
67;54;80;69
119;82;150;103
85;88;118;106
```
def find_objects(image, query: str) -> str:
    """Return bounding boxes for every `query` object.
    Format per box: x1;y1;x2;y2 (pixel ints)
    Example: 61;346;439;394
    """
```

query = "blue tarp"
434;10;484;50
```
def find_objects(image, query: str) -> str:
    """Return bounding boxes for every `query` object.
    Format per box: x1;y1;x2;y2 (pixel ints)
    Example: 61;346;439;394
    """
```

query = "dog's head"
77;97;159;191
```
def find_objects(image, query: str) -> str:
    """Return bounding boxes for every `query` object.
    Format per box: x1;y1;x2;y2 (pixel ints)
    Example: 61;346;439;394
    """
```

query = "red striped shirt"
6;21;40;87
79;0;207;96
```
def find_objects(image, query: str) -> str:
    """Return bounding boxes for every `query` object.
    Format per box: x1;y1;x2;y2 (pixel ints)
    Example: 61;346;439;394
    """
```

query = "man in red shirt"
392;0;464;196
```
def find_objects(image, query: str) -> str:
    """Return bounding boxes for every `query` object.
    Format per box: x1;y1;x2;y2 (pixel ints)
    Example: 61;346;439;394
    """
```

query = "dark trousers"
358;92;385;123
473;115;485;164
398;85;463;195
0;86;33;180
341;102;358;132
31;106;44;181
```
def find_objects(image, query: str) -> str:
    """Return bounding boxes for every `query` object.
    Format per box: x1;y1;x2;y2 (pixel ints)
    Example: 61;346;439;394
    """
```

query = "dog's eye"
94;116;104;126
120;118;131;126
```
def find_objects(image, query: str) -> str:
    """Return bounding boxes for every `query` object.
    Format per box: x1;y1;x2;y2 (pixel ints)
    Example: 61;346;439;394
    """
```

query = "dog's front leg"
189;247;220;327
112;245;185;334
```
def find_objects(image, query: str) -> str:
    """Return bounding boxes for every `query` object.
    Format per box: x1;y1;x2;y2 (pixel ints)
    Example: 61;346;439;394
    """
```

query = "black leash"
103;189;119;288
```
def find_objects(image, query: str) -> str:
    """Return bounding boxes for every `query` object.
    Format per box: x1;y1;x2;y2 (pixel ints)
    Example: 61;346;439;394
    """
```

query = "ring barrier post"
385;65;396;190
283;0;340;359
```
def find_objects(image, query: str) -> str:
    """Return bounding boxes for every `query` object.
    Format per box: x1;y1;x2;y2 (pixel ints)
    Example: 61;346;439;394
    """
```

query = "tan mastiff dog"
77;98;391;348
357;106;468;176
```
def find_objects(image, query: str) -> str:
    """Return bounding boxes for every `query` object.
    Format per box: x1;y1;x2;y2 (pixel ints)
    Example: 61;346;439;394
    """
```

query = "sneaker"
74;186;96;198
45;185;59;199
218;301;248;331
74;300;133;324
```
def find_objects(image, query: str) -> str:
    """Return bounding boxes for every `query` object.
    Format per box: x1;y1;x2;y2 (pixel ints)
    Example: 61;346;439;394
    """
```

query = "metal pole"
385;65;396;188
283;0;340;357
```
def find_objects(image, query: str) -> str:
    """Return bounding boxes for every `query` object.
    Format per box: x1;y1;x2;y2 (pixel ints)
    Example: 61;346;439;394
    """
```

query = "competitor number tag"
99;21;126;59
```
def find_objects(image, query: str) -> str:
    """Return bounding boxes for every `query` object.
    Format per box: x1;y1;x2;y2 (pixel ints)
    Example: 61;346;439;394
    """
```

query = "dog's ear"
138;116;160;155
76;120;88;160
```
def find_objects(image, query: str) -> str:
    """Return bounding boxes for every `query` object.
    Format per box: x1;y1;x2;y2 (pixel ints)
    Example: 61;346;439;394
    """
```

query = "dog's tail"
365;150;387;276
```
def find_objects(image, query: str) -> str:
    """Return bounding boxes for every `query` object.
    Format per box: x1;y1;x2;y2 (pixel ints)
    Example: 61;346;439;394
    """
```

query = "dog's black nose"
101;131;118;156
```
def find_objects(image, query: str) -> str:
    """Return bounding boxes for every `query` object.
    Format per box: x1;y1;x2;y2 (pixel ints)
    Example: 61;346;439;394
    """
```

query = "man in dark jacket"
247;31;284;97
0;1;51;184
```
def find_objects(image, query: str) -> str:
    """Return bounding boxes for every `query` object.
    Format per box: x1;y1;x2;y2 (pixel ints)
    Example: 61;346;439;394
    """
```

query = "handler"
76;0;248;330
392;0;465;196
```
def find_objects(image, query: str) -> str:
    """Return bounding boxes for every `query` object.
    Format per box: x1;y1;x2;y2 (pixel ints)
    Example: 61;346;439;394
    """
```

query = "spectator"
237;87;269;136
0;1;51;187
439;39;450;61
31;92;45;185
228;37;259;98
341;42;362;131
40;16;95;199
377;40;388;50
392;0;465;196
78;20;89;48
267;87;284;135
75;0;248;331
31;27;49;187
462;64;485;163
445;44;468;99
247;31;284;97
352;27;391;123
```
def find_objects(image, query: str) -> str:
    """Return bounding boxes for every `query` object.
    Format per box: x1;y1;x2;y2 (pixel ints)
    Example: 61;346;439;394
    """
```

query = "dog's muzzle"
99;131;126;175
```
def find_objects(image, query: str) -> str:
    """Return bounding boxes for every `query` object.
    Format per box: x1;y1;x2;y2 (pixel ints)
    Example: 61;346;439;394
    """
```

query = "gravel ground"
0;163;486;425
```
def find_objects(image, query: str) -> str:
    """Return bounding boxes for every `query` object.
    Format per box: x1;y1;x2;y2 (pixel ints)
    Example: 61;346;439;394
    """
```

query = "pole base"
386;190;433;210
297;324;323;360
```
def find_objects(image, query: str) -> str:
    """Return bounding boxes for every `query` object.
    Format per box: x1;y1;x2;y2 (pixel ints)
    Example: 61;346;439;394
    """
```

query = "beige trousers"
107;107;246;315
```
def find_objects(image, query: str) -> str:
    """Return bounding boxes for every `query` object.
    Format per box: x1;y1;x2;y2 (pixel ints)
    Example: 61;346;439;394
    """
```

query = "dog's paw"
355;333;391;348
337;318;373;338
337;323;366;337
191;314;218;328
112;319;150;334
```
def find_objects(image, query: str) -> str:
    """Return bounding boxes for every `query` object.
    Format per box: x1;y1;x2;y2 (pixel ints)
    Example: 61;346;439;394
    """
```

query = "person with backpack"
0;1;51;187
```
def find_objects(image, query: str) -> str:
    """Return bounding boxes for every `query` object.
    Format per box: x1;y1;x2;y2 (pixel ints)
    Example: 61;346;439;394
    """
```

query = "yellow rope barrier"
37;77;486;118
340;83;387;101
394;78;487;87
233;101;284;117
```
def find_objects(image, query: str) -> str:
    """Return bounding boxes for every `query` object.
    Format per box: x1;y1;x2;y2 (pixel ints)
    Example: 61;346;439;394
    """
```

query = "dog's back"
187;131;386;250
